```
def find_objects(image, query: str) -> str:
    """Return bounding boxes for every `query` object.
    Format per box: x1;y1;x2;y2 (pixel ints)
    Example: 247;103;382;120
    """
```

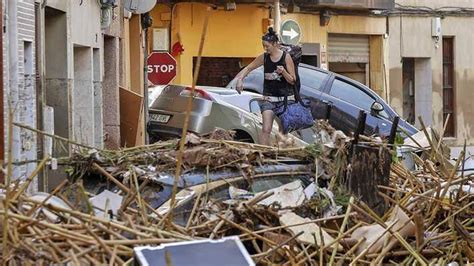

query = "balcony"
168;0;395;12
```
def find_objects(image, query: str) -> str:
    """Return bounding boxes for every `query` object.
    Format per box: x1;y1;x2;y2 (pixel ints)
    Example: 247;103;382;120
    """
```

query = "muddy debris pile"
0;124;472;265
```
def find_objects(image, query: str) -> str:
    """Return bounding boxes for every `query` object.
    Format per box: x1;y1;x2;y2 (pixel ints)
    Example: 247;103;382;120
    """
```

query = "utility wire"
384;3;474;17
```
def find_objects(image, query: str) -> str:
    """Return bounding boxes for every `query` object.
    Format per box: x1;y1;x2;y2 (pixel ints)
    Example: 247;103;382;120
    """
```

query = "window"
330;79;374;111
299;68;327;91
330;79;389;119
442;38;455;137
250;176;302;192
23;41;33;75
402;58;416;125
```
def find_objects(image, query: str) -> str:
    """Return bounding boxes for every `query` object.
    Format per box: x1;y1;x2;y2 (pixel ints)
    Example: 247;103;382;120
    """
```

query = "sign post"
280;20;301;45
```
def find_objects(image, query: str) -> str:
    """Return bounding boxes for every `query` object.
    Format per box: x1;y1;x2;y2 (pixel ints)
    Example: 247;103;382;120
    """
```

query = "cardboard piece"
90;189;123;218
257;180;305;208
119;87;143;147
279;212;341;250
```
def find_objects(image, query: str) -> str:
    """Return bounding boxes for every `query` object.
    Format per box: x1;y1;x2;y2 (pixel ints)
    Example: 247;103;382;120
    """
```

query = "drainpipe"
273;0;281;35
141;13;152;145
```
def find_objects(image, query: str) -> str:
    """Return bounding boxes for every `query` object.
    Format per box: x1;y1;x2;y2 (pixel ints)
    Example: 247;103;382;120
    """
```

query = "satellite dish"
124;0;156;14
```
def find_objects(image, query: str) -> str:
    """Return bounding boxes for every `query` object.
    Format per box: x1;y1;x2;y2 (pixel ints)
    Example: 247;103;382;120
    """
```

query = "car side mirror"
371;102;384;113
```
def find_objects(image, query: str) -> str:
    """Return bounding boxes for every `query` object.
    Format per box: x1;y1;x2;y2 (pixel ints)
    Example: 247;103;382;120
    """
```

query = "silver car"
147;85;307;145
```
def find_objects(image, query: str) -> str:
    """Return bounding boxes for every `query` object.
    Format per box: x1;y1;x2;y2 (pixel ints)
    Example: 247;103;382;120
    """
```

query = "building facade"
2;0;126;190
37;0;126;189
387;0;474;148
143;1;390;104
140;0;473;148
2;0;473;190
2;0;38;187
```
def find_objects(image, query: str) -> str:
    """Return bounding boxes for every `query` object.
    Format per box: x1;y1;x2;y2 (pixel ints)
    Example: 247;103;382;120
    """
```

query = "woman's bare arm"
235;54;264;93
235;54;264;80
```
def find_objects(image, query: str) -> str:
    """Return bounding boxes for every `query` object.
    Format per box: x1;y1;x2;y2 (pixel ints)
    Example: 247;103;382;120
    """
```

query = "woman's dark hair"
262;27;279;43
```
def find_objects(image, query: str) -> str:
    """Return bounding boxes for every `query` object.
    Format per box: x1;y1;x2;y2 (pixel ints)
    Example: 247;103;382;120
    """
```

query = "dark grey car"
227;64;418;137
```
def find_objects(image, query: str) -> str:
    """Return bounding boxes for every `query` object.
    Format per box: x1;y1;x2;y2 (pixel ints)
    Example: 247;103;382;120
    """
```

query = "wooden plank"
119;87;143;147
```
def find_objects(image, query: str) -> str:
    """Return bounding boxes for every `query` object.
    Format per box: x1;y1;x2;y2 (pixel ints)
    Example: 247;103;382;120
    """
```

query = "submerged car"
147;85;306;145
227;64;418;138
84;163;312;226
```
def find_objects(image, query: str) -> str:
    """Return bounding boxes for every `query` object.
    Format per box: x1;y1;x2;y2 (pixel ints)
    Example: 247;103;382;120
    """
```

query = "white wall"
389;0;474;146
3;0;38;187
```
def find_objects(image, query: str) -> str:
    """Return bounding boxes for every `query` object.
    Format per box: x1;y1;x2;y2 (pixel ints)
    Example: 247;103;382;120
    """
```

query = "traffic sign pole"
143;18;150;144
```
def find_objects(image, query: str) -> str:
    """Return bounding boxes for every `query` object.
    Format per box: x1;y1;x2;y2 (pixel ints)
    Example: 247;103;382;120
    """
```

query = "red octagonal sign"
147;52;177;85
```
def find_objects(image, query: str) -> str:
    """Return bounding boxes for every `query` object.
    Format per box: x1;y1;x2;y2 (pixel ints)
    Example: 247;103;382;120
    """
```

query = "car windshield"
330;78;392;119
226;66;263;89
171;175;310;225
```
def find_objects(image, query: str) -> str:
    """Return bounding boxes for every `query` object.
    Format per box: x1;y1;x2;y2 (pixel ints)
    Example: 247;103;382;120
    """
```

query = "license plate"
150;114;171;123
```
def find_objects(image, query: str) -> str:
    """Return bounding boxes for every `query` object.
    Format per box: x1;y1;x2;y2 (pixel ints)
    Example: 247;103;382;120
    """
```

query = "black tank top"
263;51;293;97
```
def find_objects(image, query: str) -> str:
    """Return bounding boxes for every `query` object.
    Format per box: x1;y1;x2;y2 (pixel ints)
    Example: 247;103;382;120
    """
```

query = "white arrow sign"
282;28;299;40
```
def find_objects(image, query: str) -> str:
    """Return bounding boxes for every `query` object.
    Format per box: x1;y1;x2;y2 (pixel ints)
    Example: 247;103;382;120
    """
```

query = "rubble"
0;123;473;265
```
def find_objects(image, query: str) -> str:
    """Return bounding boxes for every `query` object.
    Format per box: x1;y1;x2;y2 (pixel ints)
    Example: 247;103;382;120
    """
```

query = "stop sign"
147;52;177;85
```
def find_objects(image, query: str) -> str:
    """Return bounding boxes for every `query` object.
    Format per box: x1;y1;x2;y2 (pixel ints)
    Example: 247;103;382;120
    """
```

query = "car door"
298;67;331;120
324;77;393;136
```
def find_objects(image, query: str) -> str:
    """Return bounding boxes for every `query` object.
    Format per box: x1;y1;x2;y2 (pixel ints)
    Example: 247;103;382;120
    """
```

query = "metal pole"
0;0;4;183
273;0;281;34
142;15;150;144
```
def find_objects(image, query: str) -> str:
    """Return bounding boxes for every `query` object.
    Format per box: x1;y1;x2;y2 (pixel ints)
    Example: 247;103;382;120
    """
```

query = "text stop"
147;64;175;73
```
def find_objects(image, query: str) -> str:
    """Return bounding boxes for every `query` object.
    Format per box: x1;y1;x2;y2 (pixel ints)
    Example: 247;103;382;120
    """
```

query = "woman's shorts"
257;99;295;114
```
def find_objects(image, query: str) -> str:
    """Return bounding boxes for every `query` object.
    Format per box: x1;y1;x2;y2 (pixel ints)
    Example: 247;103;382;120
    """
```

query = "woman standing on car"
235;27;296;145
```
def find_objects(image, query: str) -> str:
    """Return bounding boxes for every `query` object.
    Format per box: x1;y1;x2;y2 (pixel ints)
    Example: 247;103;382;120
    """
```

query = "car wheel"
149;134;160;144
233;130;254;143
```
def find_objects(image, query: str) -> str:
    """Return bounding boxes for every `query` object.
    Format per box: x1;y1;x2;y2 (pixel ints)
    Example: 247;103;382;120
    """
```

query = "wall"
69;1;103;149
70;1;101;49
414;58;433;128
194;57;242;86
154;5;388;93
146;3;388;92
41;0;67;12
3;0;37;186
388;7;474;145
395;0;473;9
170;3;270;85
283;12;387;96
44;7;69;157
72;46;94;146
101;1;123;150
102;36;121;149
125;14;145;146
40;0;116;190
43;1;104;152
129;15;144;94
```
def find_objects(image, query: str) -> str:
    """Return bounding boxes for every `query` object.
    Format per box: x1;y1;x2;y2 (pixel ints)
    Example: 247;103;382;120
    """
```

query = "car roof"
299;63;331;74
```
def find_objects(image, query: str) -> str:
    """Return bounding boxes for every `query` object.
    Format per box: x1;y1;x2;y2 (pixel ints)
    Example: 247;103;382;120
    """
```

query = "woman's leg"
259;110;274;145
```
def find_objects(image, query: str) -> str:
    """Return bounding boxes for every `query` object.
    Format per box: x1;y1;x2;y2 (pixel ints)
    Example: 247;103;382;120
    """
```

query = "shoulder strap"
281;51;287;65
